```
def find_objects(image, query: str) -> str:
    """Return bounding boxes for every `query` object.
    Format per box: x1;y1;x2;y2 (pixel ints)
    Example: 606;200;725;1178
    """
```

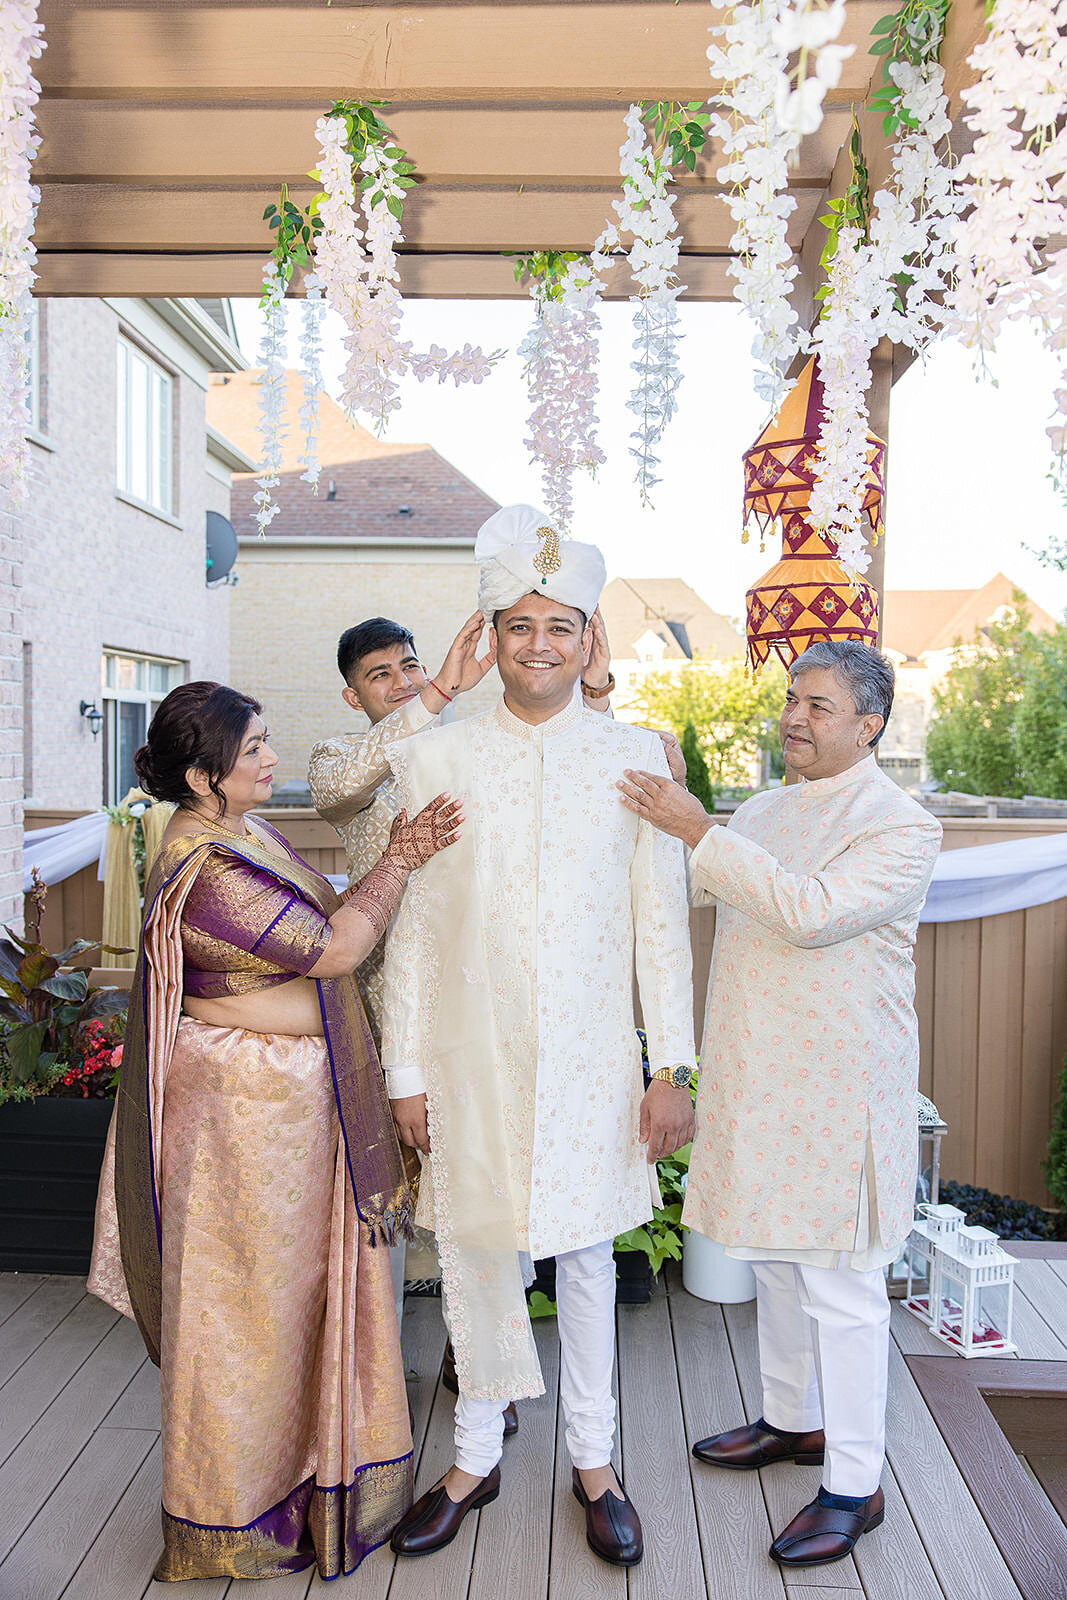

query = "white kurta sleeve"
686;843;717;908
689;809;942;949
631;737;698;1071
308;696;437;827
380;758;428;1099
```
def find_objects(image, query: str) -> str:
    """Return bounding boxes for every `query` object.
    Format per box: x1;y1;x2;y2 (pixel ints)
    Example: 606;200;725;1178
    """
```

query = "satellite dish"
206;511;238;584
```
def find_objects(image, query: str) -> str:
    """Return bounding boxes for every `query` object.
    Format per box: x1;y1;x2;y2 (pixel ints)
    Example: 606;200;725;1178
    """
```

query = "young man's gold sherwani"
308;696;438;1042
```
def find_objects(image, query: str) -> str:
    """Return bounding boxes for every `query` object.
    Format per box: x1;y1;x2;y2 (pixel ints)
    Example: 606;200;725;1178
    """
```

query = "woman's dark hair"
134;682;263;812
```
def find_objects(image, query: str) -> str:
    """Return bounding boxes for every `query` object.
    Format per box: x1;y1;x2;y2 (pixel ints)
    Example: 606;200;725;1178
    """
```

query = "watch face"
671;1065;691;1088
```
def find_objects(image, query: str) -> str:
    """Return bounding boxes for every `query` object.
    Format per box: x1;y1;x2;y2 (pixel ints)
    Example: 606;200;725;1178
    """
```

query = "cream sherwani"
382;692;695;1470
683;755;941;1496
308;696;438;1043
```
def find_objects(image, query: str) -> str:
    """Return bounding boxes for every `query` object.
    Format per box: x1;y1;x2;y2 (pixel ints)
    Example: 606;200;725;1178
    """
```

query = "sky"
230;297;1067;629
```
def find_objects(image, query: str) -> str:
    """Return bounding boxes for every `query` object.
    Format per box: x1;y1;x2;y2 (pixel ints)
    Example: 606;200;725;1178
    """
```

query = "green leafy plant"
867;0;950;136
681;721;716;812
639;101;712;175
1044;1059;1067;1211
507;249;592;302
628;658;786;792
816;121;871;303
527;1290;558;1319
0;873;130;1104
261;183;323;296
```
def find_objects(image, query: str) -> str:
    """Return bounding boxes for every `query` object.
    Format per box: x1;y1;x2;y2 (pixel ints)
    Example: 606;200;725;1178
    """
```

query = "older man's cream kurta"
683;756;941;1259
382;694;696;1398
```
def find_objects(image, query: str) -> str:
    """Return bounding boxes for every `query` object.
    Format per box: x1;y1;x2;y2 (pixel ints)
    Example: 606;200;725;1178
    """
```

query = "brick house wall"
20;298;248;812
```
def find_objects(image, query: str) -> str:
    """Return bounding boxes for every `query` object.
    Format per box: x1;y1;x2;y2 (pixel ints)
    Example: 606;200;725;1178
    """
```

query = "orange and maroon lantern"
744;356;884;677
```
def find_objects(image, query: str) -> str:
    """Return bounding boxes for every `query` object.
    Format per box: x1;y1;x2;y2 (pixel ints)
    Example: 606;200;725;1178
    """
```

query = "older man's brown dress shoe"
390;1465;501;1556
441;1342;519;1436
571;1468;643;1567
770;1487;885;1566
692;1420;825;1469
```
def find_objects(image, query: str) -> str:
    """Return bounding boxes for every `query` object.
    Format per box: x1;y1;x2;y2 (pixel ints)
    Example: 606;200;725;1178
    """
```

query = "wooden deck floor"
1;1258;1065;1600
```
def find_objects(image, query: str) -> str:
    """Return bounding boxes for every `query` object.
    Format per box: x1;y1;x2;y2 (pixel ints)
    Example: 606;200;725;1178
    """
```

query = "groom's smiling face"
492;593;591;713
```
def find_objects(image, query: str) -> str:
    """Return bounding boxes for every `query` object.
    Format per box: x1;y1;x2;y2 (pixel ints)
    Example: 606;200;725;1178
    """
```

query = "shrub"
939;1180;1067;1242
1044;1057;1067;1210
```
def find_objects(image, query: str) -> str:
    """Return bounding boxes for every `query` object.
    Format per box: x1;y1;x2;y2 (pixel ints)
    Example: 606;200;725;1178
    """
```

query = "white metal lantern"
888;1093;950;1297
903;1204;965;1323
925;1221;1016;1357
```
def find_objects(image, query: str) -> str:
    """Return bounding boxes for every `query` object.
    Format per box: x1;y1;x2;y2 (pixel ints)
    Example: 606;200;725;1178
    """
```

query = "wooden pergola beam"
33;250;740;300
35;183;823;256
39;0;889;103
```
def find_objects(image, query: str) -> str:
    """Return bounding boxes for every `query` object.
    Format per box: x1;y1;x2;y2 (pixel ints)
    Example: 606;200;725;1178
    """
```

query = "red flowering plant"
0;871;131;1106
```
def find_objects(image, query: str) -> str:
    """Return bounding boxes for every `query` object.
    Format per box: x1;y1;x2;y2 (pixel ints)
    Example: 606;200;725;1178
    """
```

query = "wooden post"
866;336;894;649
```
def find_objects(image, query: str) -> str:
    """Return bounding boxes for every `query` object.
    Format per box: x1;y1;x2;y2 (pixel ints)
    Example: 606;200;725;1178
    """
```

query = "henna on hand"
384;794;463;871
345;855;409;940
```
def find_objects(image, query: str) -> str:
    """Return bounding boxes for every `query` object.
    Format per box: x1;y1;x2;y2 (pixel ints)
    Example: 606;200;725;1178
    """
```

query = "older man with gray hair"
618;641;942;1572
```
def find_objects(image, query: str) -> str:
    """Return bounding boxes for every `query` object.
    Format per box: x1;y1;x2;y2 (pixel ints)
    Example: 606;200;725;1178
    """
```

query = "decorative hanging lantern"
743;356;884;677
888;1092;950;1298
905;1204;1017;1357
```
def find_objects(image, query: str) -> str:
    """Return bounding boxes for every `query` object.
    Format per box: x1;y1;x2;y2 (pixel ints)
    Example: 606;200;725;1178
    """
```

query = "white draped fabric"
24;811;109;892
919;831;1067;923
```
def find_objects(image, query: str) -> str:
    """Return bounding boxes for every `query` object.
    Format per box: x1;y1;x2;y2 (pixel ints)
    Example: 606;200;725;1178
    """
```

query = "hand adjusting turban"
475;504;607;620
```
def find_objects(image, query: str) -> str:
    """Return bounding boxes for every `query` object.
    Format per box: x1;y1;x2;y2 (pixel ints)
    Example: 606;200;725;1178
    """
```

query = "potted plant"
0;873;130;1273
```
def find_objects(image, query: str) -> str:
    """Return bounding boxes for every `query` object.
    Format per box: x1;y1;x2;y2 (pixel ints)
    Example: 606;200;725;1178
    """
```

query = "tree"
680;720;716;809
628;658;786;790
925;602;1039;798
1015;625;1067;798
1045;1058;1067;1210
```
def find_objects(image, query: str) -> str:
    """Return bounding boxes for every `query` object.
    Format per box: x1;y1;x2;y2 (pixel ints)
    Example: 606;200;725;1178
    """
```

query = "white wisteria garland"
593;105;687;505
518;259;606;531
253;262;288;536
313;114;496;435
809;54;962;573
297;273;325;488
707;0;851;411
0;0;43;508
948;0;1067;477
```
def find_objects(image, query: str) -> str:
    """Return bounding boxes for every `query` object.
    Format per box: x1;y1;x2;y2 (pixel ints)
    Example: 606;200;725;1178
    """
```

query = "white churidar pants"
753;1257;890;1498
453;1239;617;1478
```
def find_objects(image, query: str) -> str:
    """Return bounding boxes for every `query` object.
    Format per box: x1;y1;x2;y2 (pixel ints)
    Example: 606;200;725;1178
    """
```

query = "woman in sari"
89;681;460;1583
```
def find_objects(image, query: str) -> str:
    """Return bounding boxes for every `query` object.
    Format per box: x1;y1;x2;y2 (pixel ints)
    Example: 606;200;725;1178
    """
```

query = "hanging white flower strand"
707;0;851;411
947;0;1067;477
297;274;325;488
313;112;496;435
593;104;695;505
517;256;606;530
0;0;44;507
253;262;288;535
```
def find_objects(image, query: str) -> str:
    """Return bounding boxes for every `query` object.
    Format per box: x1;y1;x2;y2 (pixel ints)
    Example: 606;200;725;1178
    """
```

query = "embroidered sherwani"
683;755;942;1261
308;697;438;1043
382;693;696;1403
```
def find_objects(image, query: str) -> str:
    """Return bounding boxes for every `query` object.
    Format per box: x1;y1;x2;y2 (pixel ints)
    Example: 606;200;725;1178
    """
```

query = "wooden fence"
26;809;1067;1206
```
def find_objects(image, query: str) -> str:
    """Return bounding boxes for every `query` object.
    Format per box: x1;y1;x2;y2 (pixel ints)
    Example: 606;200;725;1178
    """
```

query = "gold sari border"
154;1451;414;1582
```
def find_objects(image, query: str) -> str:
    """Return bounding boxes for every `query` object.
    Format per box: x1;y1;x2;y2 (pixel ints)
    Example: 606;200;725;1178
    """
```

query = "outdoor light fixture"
904;1203;1017;1356
79;699;104;738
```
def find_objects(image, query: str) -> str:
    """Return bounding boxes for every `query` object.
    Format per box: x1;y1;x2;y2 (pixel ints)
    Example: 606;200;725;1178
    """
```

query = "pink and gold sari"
89;820;415;1582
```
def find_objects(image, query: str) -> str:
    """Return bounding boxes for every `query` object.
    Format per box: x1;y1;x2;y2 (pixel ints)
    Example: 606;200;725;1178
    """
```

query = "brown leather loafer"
390;1464;501;1556
692;1421;825;1470
442;1344;519;1437
572;1468;643;1567
770;1487;885;1567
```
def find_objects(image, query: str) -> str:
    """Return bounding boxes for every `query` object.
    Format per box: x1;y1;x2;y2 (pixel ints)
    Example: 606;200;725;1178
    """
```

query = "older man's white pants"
753;1258;890;1498
453;1240;617;1478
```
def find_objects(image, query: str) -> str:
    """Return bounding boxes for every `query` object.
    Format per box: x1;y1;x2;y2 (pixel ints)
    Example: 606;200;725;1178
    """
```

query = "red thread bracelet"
429;679;453;703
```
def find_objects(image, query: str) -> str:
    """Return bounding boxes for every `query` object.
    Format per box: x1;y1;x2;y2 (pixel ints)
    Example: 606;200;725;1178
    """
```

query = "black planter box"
0;1097;113;1274
528;1248;654;1307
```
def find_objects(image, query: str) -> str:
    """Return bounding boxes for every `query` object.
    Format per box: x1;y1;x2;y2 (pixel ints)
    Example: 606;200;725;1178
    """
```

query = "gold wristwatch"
651;1064;695;1090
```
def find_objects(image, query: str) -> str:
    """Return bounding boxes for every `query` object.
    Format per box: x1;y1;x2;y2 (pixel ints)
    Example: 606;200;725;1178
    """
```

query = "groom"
382;505;697;1565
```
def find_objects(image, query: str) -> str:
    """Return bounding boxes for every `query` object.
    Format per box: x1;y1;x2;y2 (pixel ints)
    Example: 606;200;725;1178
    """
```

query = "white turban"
475;504;606;620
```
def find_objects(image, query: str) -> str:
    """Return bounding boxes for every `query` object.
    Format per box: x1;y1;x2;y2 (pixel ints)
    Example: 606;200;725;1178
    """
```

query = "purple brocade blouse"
180;849;333;999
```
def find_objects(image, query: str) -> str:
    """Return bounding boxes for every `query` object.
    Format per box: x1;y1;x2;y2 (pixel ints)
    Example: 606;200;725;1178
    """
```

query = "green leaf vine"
507;249;591;301
816;119;871;304
260;98;418;304
639;100;712;176
867;0;950;136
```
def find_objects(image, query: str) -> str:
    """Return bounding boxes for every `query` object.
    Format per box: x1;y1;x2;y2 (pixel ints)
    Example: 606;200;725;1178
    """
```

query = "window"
25;300;40;433
101;651;184;804
116;337;174;515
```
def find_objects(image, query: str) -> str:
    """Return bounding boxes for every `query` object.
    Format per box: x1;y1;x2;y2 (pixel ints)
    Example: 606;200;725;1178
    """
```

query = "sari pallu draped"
89;823;416;1581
